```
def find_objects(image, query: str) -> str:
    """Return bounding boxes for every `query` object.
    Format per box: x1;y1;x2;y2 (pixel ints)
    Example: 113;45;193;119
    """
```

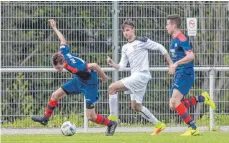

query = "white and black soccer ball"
61;121;76;136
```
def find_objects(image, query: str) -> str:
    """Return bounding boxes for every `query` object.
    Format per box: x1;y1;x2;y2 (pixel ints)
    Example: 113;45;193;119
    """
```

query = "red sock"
175;103;193;124
44;99;58;118
95;114;111;126
182;97;197;109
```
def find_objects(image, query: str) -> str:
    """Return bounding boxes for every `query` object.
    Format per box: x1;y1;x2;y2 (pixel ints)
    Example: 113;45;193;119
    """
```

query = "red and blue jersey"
58;44;88;74
170;33;194;70
59;45;99;102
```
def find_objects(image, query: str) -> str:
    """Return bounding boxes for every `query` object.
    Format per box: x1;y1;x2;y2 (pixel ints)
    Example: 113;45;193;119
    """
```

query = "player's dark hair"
52;53;65;66
167;14;181;28
122;19;135;30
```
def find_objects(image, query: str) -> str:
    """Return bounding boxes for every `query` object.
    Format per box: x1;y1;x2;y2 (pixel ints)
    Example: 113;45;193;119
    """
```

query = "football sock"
182;95;205;109
195;95;205;102
182;97;197;109
95;114;111;126
44;99;58;118
139;106;159;125
175;103;196;130
109;93;118;116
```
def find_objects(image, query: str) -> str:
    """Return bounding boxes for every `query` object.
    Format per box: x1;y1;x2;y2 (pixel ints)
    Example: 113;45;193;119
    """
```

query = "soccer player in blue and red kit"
32;19;117;136
166;14;216;136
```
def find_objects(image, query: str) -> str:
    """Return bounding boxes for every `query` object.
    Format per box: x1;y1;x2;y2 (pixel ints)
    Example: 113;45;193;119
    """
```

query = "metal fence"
1;1;229;130
1;68;229;131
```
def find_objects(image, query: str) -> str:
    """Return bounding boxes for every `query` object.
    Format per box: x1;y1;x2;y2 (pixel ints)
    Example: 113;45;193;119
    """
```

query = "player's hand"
101;75;109;82
107;56;113;66
49;19;57;29
169;62;178;74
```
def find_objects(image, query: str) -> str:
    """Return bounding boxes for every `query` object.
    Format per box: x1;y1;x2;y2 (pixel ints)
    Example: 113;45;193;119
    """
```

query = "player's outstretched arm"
146;39;175;74
49;19;67;45
147;39;173;65
164;53;173;66
107;56;120;70
87;63;109;82
152;44;174;74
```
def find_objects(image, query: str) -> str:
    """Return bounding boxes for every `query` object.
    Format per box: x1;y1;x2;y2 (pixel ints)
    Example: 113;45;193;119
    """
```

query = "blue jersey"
170;33;194;70
58;45;88;74
59;44;99;104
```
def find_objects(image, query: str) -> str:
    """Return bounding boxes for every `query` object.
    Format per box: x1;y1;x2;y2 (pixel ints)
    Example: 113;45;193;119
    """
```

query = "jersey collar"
172;32;182;39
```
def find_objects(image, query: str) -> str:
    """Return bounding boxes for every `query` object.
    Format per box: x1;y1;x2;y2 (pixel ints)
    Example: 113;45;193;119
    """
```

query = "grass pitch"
2;132;229;143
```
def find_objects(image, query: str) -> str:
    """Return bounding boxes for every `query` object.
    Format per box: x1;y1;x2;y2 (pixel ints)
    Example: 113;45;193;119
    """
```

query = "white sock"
139;106;159;125
109;93;118;116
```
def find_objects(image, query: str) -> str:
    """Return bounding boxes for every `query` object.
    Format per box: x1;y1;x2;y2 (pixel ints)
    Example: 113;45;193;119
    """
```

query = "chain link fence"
1;1;229;129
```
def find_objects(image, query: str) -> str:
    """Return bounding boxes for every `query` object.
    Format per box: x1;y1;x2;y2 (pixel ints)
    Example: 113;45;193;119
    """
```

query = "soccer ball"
61;121;76;136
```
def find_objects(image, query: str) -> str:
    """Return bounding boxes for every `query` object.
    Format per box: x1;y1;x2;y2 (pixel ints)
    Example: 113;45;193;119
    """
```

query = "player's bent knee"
134;108;141;112
87;114;96;122
86;103;95;109
51;92;59;101
169;103;175;110
135;104;142;112
86;104;96;121
131;102;136;110
86;114;92;120
131;105;140;112
87;114;96;121
131;105;136;111
169;99;177;110
108;84;116;95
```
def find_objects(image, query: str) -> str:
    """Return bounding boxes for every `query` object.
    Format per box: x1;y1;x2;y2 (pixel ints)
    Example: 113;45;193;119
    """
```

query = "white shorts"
121;72;150;103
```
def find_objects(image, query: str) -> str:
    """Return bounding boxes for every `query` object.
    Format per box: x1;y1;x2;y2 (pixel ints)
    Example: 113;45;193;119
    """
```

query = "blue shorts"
169;69;195;98
61;71;99;104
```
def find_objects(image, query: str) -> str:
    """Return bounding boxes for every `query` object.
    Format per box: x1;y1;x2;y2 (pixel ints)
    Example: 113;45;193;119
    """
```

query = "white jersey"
118;36;168;78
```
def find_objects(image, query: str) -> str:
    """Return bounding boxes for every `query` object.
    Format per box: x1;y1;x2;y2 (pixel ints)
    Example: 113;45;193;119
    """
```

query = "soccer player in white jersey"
107;20;173;135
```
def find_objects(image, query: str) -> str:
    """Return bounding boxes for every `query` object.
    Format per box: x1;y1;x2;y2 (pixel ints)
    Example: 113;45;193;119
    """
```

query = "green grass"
2;132;229;143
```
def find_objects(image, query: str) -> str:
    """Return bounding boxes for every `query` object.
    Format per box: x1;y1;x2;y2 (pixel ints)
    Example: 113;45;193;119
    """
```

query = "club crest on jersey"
175;43;178;47
133;45;137;49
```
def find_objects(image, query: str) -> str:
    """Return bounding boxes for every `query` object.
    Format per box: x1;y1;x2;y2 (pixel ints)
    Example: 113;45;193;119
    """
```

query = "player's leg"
170;71;200;136
179;70;215;110
31;87;66;125
108;80;128;121
82;71;117;136
130;94;165;136
182;91;216;110
122;74;161;127
86;105;117;136
131;96;160;125
32;77;80;126
170;89;199;136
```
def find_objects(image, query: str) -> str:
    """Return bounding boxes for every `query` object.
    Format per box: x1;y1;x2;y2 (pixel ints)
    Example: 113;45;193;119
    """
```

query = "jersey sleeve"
118;46;128;70
145;39;168;55
58;44;70;54
177;34;192;52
